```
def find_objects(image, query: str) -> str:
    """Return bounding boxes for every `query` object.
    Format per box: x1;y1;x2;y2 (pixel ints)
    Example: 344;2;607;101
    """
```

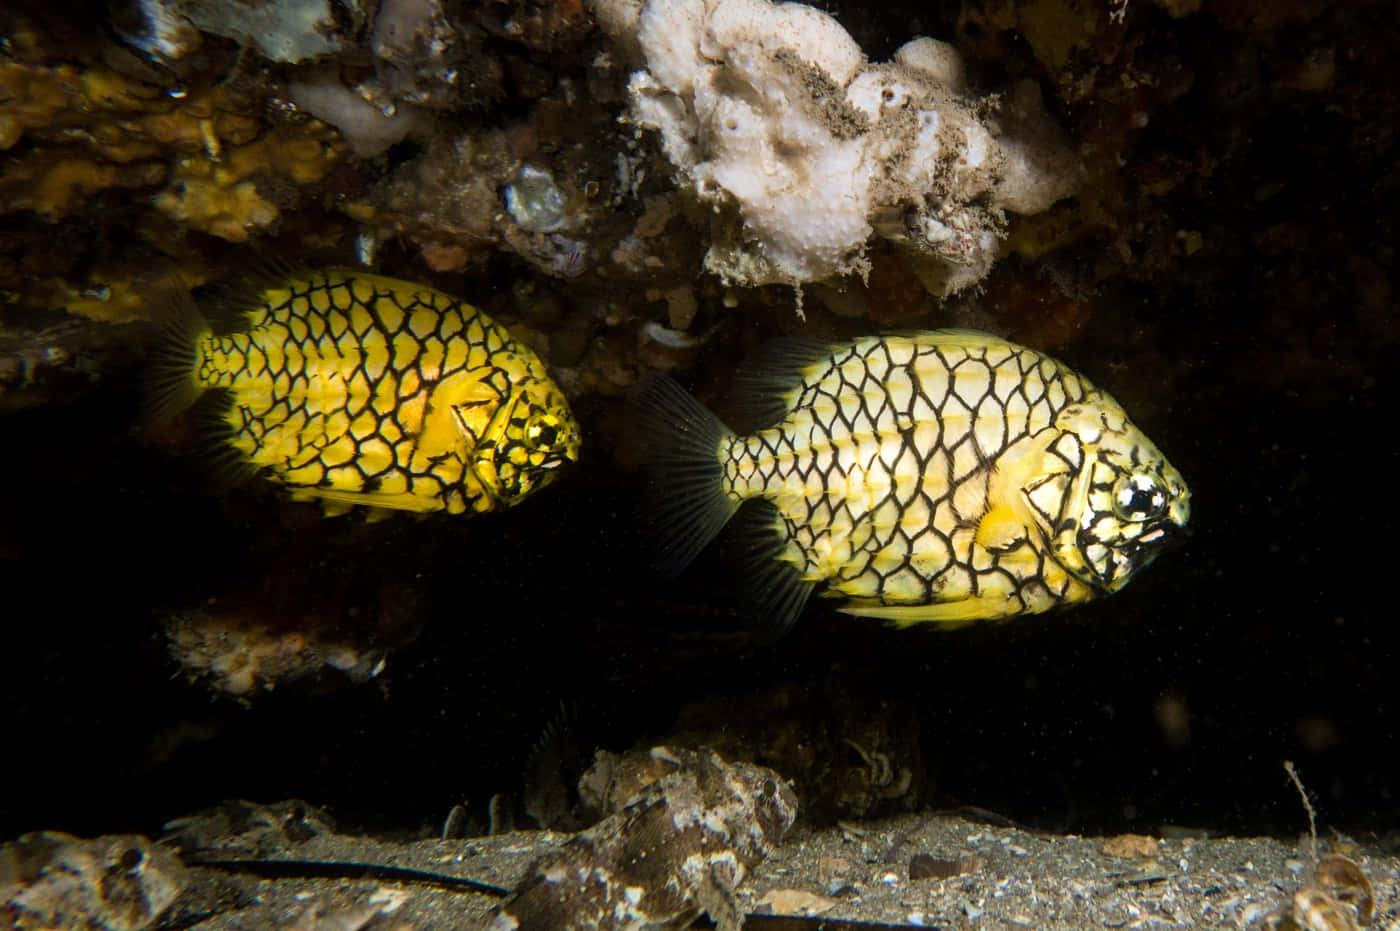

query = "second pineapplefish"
153;268;580;516
635;330;1190;631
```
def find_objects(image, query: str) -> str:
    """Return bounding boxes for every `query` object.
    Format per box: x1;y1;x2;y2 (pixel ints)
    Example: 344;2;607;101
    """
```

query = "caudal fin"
629;374;741;577
145;282;212;427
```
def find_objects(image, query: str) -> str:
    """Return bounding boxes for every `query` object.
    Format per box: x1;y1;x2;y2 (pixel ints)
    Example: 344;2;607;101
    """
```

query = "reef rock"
593;0;1084;297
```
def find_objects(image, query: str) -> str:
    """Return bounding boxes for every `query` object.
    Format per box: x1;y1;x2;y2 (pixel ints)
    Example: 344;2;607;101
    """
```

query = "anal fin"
974;501;1028;552
291;486;441;517
735;500;817;635
838;597;1007;629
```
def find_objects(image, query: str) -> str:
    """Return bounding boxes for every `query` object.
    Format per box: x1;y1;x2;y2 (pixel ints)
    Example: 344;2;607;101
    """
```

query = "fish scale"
637;330;1190;630
155;269;580;516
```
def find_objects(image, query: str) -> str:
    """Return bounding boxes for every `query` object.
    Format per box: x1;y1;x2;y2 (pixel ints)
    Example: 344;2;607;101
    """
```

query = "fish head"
1028;402;1191;593
469;375;582;506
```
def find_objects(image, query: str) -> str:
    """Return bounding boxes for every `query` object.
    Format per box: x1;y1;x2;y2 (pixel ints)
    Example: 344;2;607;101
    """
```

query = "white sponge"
596;0;1084;296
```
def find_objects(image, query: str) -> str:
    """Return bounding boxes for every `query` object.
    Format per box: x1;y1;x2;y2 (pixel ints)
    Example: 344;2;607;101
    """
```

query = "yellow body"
173;269;580;515
613;329;1193;630
719;331;1190;625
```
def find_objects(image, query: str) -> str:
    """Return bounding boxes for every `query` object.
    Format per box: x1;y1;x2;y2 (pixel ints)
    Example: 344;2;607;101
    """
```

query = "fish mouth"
1136;526;1170;547
1121;519;1190;574
1139;519;1191;550
538;450;578;470
1073;518;1189;591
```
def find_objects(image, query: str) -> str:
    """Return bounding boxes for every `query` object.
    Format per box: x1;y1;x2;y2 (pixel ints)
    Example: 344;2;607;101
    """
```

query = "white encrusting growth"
592;0;1085;296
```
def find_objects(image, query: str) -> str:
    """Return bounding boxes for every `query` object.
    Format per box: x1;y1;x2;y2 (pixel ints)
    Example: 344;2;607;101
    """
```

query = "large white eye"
1112;472;1167;522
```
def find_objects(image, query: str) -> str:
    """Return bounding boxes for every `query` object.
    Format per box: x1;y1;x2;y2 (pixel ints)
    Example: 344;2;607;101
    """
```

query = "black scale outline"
211;272;524;511
731;337;1098;613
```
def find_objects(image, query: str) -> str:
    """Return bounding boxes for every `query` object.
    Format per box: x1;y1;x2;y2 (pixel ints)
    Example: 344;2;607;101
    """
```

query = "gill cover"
1022;403;1191;593
468;377;581;505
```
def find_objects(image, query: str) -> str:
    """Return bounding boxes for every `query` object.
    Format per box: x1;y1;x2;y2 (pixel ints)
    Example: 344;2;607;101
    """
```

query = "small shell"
1315;854;1373;926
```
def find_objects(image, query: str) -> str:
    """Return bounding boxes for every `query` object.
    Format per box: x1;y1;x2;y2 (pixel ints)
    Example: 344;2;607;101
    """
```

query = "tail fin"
145;282;212;426
629;374;741;577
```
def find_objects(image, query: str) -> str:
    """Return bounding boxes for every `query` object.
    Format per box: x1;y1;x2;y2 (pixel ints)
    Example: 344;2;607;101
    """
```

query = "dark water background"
1;311;1394;840
2;0;1397;843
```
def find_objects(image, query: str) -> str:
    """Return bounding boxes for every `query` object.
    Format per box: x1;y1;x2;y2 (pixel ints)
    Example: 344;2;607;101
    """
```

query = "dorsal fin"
729;337;833;430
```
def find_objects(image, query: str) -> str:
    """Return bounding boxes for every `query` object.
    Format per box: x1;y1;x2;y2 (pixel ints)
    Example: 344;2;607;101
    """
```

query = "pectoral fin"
974;501;1029;552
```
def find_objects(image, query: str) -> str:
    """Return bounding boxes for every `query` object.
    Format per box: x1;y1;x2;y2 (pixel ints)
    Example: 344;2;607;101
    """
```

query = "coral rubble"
0;831;186;931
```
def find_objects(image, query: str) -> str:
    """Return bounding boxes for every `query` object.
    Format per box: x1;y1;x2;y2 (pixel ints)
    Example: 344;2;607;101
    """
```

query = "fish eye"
527;419;559;448
1112;473;1168;522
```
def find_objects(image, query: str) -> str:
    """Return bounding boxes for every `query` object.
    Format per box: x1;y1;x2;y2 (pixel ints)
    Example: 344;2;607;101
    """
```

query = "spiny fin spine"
838;598;995;629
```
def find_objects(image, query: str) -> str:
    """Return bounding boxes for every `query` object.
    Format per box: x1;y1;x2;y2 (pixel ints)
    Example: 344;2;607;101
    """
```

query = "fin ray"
887;327;1016;349
143;275;269;491
291;487;437;515
837;598;996;629
730;336;832;430
630;374;741;577
735;500;817;635
145;283;213;426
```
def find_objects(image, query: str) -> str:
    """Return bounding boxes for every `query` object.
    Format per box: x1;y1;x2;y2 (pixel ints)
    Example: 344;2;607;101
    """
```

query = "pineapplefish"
153;268;580;516
634;330;1190;630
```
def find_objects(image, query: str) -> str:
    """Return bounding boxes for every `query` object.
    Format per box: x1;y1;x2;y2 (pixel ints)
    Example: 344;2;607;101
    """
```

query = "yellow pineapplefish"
154;268;580;515
635;330;1189;630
